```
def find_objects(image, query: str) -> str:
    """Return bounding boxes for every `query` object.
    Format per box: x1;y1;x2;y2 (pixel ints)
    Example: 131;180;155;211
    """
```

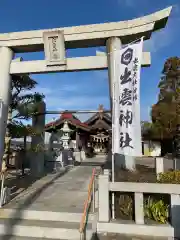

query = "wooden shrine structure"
45;105;112;154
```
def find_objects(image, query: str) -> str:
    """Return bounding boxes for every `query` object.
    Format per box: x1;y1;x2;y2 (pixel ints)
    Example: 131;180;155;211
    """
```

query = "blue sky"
1;0;180;123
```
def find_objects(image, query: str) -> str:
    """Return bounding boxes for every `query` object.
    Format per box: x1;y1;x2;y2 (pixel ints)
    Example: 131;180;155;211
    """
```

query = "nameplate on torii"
43;30;66;66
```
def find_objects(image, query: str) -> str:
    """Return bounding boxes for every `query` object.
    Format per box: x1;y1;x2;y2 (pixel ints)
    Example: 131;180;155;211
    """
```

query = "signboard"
113;39;143;157
43;30;66;66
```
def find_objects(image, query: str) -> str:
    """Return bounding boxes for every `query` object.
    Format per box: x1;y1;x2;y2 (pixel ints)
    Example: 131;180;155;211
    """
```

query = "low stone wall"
97;169;180;238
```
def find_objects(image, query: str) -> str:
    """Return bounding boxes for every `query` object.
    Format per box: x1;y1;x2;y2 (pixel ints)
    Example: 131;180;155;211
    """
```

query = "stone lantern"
60;121;72;149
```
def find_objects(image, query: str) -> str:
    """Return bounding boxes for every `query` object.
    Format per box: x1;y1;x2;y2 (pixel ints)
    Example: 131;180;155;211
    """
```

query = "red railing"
79;168;96;239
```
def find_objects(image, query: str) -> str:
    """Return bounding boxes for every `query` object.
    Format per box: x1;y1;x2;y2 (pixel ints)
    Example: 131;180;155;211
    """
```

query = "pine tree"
3;74;44;168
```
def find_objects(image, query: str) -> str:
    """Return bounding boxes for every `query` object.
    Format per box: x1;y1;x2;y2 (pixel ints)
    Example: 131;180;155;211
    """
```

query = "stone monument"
60;121;72;149
60;121;74;166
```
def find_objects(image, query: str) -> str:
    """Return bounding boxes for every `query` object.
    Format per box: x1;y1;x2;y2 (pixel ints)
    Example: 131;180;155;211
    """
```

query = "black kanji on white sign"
120;132;133;149
120;67;132;85
119;88;132;106
119;110;133;128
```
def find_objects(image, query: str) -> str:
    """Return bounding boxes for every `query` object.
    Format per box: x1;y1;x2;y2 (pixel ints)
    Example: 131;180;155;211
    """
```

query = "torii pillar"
0;47;13;171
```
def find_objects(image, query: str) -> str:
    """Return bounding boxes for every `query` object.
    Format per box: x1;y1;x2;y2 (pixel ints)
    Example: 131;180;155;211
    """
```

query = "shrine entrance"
0;6;172;174
90;133;109;155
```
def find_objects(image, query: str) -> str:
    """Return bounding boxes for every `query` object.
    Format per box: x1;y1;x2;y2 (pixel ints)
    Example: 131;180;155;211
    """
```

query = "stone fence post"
98;171;110;222
31;101;46;177
171;194;180;238
155;157;164;180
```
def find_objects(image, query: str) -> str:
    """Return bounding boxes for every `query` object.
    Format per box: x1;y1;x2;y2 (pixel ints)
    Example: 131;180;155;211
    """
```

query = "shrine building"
45;105;111;155
45;105;161;157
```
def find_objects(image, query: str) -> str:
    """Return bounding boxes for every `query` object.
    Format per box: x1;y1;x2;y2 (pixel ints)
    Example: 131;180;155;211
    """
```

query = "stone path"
5;155;172;214
5;163;101;213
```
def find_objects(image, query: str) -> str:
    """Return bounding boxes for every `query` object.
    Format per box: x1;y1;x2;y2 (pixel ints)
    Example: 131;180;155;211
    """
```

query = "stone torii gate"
0;6;172;171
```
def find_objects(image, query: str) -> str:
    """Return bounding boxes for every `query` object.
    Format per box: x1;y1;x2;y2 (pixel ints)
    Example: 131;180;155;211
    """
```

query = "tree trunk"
22;135;27;175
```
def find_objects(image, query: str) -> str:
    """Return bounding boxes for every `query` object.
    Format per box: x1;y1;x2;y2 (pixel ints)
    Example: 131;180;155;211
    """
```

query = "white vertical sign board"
113;39;143;157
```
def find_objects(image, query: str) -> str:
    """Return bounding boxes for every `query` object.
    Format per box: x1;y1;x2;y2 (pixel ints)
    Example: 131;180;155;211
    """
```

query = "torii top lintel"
0;6;172;53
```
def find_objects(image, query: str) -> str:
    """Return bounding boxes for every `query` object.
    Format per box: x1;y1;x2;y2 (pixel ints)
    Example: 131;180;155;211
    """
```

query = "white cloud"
60;84;79;92
46;95;109;109
30;85;79;95
75;113;94;122
123;0;135;8
116;1;179;53
44;95;109;123
117;0;144;9
24;69;110;123
144;5;180;53
93;70;108;81
29;85;110;122
25;86;53;96
144;29;172;53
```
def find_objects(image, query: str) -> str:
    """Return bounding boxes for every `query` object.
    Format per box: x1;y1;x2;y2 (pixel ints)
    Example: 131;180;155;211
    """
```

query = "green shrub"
144;197;169;224
158;170;180;184
118;194;133;219
114;193;169;223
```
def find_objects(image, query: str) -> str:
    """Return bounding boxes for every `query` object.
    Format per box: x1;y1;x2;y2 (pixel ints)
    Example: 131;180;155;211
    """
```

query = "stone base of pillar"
80;150;86;161
74;151;81;162
114;153;135;171
73;150;86;163
46;161;65;172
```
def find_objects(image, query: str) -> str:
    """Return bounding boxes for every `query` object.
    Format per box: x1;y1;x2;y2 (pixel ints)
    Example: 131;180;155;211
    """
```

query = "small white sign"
43;30;66;66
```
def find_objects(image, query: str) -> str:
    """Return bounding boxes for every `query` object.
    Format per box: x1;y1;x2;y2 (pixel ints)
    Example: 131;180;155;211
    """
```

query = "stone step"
0;209;95;239
0;219;93;239
0;218;92;230
0;209;94;223
1;237;57;240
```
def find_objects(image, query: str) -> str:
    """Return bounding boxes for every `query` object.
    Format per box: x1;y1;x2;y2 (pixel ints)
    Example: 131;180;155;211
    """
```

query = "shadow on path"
1;167;71;240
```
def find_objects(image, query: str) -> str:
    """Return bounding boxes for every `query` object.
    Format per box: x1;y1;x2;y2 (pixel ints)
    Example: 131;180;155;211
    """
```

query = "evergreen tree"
3;74;44;168
151;57;180;155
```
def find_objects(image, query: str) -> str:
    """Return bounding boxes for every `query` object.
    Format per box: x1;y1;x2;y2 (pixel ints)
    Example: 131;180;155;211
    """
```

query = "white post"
0;47;13;169
155;157;164;180
135;192;144;224
98;173;109;222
